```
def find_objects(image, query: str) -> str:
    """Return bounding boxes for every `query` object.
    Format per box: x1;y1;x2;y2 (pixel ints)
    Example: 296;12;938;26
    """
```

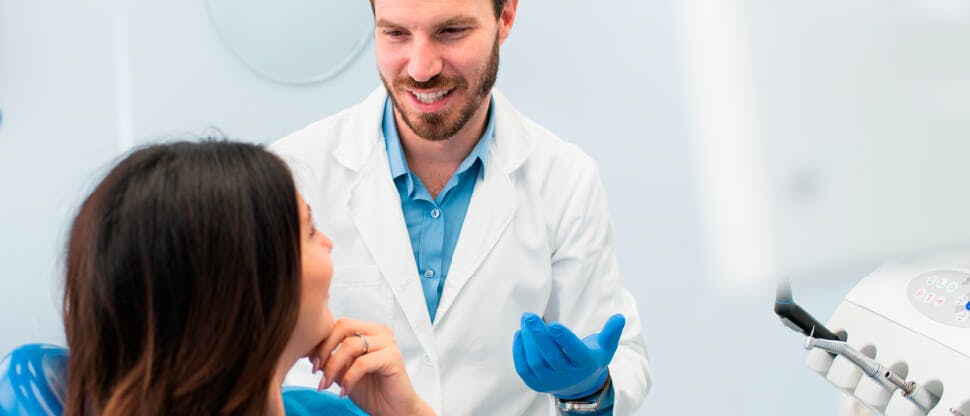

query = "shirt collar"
383;97;495;183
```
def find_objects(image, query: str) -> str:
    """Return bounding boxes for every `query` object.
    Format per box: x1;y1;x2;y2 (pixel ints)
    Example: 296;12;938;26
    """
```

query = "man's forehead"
373;0;490;17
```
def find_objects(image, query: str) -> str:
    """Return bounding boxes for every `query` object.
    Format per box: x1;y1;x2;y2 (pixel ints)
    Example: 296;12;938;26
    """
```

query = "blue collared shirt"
382;97;494;322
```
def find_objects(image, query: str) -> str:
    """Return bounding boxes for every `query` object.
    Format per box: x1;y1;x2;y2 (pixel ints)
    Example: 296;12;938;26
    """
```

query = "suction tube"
774;279;845;341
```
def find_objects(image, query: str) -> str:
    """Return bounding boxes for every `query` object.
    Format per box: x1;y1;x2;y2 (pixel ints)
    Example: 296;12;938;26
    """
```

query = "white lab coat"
271;87;651;415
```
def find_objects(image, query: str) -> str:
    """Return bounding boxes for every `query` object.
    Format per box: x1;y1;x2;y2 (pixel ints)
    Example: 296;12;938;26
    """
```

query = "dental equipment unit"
775;255;970;415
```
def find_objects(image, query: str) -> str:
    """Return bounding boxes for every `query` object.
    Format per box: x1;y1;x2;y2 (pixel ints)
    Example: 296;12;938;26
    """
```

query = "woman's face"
290;193;336;356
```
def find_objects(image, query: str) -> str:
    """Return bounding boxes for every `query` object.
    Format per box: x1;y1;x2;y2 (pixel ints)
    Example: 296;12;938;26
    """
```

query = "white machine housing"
805;254;970;416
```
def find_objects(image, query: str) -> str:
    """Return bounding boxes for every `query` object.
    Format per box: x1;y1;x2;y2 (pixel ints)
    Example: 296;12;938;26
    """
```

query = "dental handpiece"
804;336;898;389
805;336;940;412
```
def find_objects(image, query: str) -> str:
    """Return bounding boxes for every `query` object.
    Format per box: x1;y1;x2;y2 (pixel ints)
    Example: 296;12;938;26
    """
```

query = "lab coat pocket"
329;265;394;327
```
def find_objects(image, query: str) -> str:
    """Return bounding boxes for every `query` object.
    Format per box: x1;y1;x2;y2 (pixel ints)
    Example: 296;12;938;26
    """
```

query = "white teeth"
413;89;450;104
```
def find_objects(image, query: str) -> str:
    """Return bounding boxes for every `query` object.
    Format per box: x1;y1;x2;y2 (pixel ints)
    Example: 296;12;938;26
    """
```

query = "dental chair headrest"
0;344;68;416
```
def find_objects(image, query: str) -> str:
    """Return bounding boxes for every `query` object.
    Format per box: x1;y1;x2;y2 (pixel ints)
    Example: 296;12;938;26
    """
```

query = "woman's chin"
295;315;335;358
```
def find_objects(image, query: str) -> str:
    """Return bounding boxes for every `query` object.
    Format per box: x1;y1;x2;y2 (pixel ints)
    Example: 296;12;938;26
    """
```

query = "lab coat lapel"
433;162;516;325
432;90;529;326
343;92;436;355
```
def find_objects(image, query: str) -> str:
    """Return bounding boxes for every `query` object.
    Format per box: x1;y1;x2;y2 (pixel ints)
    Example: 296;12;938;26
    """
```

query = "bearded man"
271;1;651;414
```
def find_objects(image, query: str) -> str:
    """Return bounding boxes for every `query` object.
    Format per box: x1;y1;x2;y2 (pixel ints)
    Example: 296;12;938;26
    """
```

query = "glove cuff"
553;369;609;400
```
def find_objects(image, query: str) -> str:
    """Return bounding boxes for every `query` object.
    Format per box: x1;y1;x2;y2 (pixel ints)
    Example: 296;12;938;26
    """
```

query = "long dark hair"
63;141;302;415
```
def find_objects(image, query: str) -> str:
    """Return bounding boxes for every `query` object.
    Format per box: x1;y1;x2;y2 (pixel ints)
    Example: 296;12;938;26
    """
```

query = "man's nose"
407;37;443;83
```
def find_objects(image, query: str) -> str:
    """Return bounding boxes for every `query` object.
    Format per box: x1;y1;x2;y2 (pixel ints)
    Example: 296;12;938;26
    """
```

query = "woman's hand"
308;318;434;416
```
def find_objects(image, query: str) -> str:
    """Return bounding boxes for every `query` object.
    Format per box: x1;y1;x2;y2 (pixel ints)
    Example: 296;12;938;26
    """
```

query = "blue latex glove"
512;312;625;399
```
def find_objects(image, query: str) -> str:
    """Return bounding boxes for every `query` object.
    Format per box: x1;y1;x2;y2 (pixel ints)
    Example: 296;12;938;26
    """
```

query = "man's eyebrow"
375;18;399;28
436;16;477;28
375;16;478;29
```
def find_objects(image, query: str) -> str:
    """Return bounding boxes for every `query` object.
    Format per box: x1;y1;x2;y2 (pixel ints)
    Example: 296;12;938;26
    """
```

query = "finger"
597;314;626;355
315;318;387;358
512;330;540;387
315;319;389;374
519;314;553;374
320;333;367;390
340;347;401;396
522;315;570;370
321;332;390;390
307;356;318;373
548;322;594;367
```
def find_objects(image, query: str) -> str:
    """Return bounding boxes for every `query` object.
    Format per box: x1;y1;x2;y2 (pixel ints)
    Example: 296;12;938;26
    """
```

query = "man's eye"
384;29;406;38
440;27;469;36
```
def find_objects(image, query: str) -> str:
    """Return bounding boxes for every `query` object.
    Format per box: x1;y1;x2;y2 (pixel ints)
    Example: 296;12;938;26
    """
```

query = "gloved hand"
512;313;625;399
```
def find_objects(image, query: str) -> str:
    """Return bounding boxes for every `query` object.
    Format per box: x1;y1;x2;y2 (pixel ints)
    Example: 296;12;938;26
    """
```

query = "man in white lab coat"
271;0;651;414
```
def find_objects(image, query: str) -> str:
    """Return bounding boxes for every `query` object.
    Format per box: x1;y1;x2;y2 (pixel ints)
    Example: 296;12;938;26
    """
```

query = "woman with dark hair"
58;140;434;415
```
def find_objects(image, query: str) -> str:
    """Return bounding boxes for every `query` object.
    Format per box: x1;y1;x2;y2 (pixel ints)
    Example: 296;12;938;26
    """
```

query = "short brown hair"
369;0;508;19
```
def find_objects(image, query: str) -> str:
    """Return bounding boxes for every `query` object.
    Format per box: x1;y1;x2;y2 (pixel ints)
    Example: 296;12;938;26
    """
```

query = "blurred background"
2;0;970;414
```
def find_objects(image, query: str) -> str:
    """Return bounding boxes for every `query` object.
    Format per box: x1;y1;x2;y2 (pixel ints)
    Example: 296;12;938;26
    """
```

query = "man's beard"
382;33;500;141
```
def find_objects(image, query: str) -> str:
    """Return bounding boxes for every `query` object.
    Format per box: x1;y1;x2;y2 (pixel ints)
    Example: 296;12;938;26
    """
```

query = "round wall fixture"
206;0;373;85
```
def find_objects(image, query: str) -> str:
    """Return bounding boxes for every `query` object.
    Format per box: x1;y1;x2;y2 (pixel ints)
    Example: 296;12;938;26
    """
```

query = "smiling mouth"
409;89;453;105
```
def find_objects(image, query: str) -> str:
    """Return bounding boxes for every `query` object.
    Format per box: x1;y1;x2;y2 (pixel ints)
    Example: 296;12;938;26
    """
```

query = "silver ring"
356;331;369;354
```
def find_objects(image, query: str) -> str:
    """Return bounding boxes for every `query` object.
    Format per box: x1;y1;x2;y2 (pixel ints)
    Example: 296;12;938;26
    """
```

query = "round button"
947;282;959;293
937;278;949;289
424;269;434;278
927;275;939;285
915;288;927;298
430;208;441;219
924;293;936;303
957;295;969;306
966;302;970;311
957;311;970;322
934;297;946;307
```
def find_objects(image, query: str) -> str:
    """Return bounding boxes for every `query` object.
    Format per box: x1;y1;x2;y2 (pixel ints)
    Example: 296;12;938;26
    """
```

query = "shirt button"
424;269;435;278
430;208;441;219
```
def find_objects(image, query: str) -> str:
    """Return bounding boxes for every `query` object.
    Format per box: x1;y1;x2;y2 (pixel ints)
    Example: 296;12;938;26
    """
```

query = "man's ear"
498;0;519;45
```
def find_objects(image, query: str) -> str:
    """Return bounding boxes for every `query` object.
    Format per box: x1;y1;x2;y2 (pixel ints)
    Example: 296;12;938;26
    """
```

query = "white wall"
685;0;970;289
0;0;121;354
3;1;969;415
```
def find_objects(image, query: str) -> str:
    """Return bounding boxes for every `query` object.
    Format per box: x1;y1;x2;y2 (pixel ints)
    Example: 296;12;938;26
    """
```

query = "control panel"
907;270;970;329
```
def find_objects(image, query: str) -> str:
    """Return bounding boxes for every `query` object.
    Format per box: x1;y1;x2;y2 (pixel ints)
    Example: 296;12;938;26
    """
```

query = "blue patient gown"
1;344;369;416
283;386;367;416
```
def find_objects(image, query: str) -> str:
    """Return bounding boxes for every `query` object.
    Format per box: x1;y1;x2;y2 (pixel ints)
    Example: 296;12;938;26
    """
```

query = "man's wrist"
554;370;609;400
556;373;612;413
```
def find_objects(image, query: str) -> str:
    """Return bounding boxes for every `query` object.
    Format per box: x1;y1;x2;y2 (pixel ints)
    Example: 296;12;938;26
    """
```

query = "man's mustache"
396;75;466;90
